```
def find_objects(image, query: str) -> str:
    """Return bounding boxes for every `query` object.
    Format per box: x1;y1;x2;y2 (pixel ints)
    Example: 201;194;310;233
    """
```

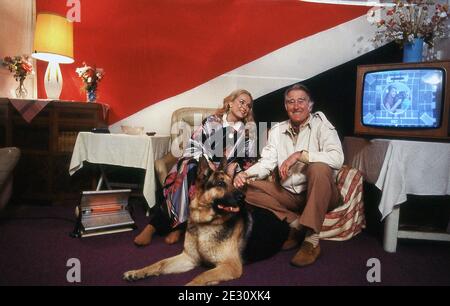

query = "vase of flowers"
76;62;104;102
403;37;425;62
371;0;448;62
2;55;34;98
15;80;28;98
86;88;97;102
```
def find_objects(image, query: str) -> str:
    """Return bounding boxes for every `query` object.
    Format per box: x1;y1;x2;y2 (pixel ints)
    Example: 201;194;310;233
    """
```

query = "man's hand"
233;171;249;189
279;151;302;181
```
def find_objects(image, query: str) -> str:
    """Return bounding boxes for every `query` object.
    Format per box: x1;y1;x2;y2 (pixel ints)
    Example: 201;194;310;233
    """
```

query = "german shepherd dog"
123;156;289;286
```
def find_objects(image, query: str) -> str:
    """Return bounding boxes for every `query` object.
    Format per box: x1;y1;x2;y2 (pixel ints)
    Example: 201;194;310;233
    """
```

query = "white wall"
0;0;36;99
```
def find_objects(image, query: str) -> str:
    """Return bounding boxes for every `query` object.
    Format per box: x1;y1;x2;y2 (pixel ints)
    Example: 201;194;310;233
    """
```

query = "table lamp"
32;13;74;100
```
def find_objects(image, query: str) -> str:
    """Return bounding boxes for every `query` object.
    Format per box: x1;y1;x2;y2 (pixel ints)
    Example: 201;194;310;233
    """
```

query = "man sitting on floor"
233;84;344;267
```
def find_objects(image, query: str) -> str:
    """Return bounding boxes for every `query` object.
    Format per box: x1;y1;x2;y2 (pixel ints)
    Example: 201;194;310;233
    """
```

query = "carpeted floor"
0;201;449;286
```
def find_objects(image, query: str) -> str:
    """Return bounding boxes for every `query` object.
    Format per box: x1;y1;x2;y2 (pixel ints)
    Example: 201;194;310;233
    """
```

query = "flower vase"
86;89;97;103
15;79;27;99
403;38;424;63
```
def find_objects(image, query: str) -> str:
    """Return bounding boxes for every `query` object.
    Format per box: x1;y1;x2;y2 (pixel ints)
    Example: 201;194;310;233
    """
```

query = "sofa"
154;107;365;241
0;147;21;210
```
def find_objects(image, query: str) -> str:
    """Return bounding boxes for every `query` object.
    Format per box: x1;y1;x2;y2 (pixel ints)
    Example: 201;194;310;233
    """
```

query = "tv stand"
343;136;450;252
384;205;450;252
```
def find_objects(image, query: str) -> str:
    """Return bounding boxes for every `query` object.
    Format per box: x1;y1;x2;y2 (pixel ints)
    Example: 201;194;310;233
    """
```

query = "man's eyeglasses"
285;98;309;106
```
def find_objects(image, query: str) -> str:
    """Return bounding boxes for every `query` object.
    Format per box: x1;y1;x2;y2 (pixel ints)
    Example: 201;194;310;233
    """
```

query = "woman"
134;89;257;246
383;85;397;111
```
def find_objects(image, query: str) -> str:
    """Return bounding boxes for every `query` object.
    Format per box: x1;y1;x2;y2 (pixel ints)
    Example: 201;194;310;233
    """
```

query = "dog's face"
189;157;245;224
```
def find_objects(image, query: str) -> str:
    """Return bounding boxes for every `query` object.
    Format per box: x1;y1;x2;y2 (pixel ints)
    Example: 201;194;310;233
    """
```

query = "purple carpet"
0;203;449;286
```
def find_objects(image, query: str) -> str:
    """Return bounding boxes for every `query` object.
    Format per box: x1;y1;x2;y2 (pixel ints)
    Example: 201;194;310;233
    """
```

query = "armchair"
154;107;216;186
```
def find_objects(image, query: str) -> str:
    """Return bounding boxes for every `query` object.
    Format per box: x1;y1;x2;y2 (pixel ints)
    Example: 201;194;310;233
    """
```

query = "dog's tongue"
218;204;240;213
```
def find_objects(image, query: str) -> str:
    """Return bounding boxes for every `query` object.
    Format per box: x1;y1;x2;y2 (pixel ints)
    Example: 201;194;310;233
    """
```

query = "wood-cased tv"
354;60;450;141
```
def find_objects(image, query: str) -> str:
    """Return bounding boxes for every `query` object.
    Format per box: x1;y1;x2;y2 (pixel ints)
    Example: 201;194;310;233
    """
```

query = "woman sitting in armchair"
134;89;257;246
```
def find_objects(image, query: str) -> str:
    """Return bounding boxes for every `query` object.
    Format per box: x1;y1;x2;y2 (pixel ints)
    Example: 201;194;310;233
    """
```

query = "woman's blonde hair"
215;89;254;123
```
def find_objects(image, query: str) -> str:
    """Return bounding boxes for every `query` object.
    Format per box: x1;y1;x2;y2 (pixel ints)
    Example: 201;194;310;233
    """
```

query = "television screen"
361;69;444;128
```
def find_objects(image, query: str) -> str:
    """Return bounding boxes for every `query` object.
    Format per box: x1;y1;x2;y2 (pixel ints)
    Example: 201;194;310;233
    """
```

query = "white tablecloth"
344;137;450;220
69;132;171;207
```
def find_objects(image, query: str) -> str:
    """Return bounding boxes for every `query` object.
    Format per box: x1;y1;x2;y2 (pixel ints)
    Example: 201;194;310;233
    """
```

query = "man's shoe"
282;228;301;251
290;241;320;267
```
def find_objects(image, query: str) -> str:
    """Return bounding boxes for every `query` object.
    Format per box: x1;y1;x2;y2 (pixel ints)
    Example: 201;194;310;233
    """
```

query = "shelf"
0;98;109;205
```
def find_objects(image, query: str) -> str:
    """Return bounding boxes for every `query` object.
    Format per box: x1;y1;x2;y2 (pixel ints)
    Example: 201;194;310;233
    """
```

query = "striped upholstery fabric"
319;165;366;241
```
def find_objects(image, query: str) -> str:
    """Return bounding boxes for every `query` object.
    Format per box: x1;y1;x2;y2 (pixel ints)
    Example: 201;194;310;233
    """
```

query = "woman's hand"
279;151;302;181
233;171;249;189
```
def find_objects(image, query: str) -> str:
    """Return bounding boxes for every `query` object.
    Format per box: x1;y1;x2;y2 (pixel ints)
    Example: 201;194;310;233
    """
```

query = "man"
233;84;344;267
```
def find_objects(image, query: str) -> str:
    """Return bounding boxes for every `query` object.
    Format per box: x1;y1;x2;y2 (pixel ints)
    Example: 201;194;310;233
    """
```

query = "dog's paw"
123;270;145;281
186;279;219;286
185;280;204;286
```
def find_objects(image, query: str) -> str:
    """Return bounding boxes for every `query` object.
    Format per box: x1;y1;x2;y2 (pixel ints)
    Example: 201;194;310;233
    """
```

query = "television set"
354;60;450;141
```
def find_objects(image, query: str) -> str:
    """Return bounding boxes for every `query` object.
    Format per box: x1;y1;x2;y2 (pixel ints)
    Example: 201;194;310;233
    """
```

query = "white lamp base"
44;61;63;99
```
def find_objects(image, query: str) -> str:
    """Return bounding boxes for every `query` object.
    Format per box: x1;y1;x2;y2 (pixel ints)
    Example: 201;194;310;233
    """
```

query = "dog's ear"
224;162;238;180
218;156;228;171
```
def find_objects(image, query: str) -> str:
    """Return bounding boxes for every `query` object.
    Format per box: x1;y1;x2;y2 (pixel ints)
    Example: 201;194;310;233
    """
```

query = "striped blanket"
319;165;366;241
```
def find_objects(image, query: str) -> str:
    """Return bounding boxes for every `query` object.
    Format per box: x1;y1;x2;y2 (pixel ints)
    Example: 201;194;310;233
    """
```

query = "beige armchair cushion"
170;107;217;132
154;152;178;186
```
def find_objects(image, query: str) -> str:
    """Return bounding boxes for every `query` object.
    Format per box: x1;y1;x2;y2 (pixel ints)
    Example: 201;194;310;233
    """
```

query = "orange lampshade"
32;13;74;64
